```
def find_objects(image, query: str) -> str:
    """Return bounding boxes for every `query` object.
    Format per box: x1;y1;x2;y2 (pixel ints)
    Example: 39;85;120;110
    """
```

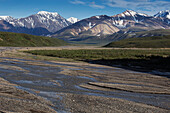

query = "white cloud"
70;0;105;9
89;2;105;9
70;0;169;14
105;0;170;15
70;0;85;5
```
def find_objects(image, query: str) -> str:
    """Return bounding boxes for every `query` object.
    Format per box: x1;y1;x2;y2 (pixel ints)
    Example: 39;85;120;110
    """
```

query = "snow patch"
67;17;79;23
121;10;148;18
95;16;100;19
154;10;170;19
138;13;148;17
113;20;126;28
37;11;59;16
89;22;95;28
167;14;170;19
0;16;14;22
127;10;137;16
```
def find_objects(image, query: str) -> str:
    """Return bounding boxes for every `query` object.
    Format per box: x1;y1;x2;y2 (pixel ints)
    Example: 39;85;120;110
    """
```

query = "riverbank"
0;77;57;113
24;48;170;77
0;46;170;112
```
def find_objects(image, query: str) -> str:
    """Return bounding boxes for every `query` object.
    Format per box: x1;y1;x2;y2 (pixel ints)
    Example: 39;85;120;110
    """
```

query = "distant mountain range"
0;10;170;42
0;11;72;35
0;20;51;36
53;10;170;42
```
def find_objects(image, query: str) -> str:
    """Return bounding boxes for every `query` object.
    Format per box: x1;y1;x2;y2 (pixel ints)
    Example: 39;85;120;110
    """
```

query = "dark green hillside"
0;32;68;47
105;35;170;48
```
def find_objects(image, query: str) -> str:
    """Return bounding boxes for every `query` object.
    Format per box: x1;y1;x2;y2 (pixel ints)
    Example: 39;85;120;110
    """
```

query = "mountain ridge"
53;10;170;42
7;11;71;33
0;11;72;35
0;10;170;38
154;10;170;19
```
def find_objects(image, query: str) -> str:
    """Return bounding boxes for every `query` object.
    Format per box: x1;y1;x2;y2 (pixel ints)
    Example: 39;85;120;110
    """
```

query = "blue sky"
0;0;169;19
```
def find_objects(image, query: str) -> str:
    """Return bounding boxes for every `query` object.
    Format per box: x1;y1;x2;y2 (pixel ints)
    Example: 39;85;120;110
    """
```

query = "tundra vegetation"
0;32;68;47
25;49;170;73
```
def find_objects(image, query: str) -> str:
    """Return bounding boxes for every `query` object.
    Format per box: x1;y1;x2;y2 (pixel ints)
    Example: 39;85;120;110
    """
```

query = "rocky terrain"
0;77;57;113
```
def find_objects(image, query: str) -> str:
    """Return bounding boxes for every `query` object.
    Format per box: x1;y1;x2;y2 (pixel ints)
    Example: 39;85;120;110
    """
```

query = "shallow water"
0;57;170;110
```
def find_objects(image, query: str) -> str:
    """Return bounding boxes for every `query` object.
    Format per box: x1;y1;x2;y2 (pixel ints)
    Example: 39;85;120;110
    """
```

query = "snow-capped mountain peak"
0;11;71;33
37;11;59;16
112;10;150;28
154;10;170;19
67;17;79;24
122;10;148;17
0;16;14;22
124;10;137;16
113;10;149;19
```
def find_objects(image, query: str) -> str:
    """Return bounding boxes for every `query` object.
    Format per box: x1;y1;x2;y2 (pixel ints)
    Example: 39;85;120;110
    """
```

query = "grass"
105;35;170;48
0;32;68;47
25;49;170;73
25;49;170;60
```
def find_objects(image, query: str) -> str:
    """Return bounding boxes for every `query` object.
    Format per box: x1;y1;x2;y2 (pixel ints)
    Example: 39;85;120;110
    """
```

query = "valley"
0;6;170;113
0;46;170;112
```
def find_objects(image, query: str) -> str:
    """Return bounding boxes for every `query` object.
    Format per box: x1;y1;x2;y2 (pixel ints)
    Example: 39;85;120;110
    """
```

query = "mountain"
0;20;13;31
0;10;170;40
53;10;170;42
67;17;79;24
0;16;14;22
53;15;120;40
111;10;170;30
154;10;170;24
0;20;51;36
111;10;149;28
106;29;170;42
68;29;170;45
104;34;170;48
0;31;68;47
4;11;72;33
0;11;71;35
154;10;170;19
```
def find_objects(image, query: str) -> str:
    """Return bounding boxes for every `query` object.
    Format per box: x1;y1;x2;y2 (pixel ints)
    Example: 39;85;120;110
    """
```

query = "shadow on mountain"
4;27;51;36
87;55;170;78
0;20;51;36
